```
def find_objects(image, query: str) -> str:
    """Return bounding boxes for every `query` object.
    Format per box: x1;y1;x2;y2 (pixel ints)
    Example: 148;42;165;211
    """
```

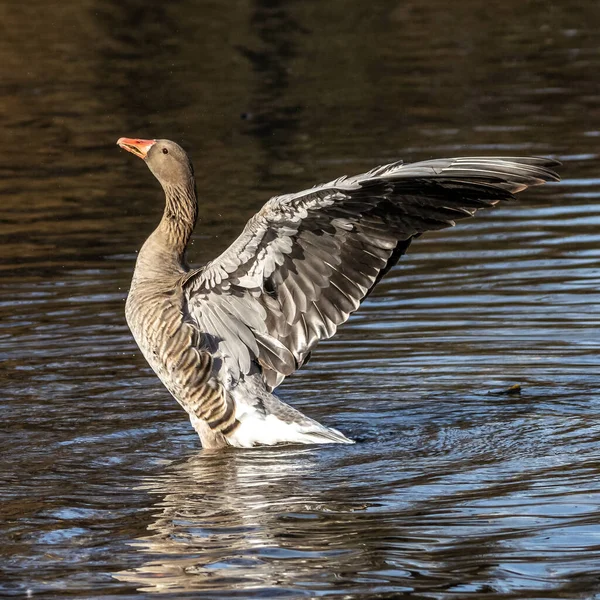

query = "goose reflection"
114;446;372;594
112;441;579;595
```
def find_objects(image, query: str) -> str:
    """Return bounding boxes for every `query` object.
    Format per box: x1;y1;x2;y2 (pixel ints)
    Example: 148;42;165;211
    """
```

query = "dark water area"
2;0;600;597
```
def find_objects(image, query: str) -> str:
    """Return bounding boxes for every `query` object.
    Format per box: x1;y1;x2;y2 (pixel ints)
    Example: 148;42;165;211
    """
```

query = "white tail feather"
227;389;354;448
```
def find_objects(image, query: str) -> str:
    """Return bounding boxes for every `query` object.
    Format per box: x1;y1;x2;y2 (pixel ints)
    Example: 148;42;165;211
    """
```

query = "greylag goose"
117;137;559;449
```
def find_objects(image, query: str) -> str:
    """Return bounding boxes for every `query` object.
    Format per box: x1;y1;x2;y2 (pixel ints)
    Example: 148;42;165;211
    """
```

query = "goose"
117;137;559;448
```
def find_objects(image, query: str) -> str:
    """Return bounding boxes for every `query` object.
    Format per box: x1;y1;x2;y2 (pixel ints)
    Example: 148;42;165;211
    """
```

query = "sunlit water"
2;1;600;598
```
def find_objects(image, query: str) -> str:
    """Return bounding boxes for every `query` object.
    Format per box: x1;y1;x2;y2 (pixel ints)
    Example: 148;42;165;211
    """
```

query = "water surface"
2;1;600;597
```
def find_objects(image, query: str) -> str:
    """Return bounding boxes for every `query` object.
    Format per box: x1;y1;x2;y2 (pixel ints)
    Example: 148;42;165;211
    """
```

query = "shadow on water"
2;0;600;598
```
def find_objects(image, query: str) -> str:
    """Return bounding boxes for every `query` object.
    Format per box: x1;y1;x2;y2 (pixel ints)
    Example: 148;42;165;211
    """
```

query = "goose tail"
227;385;354;447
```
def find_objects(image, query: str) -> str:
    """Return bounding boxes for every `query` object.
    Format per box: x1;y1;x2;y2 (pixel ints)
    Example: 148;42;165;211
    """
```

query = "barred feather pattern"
125;180;239;446
126;281;238;438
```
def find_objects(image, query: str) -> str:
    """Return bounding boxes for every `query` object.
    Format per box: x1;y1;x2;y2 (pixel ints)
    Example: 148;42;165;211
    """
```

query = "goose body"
117;137;559;449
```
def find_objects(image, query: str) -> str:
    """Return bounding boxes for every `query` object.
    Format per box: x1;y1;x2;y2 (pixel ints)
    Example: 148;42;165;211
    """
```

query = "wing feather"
184;156;560;391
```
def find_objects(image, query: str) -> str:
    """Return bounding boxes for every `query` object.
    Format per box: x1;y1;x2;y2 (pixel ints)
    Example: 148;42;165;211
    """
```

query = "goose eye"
162;148;169;154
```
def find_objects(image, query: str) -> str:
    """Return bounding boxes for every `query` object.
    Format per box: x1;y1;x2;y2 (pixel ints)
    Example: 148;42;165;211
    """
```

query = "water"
2;0;600;597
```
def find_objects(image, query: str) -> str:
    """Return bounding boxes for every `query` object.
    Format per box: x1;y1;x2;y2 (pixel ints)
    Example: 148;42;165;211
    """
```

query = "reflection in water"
2;0;600;597
116;448;371;594
238;0;305;173
116;427;600;596
93;0;185;123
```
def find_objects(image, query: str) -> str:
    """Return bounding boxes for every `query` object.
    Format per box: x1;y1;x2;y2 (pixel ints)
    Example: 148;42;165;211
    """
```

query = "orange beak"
117;137;156;160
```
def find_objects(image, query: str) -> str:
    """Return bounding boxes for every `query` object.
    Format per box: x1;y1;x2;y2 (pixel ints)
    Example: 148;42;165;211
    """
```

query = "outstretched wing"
184;157;559;390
